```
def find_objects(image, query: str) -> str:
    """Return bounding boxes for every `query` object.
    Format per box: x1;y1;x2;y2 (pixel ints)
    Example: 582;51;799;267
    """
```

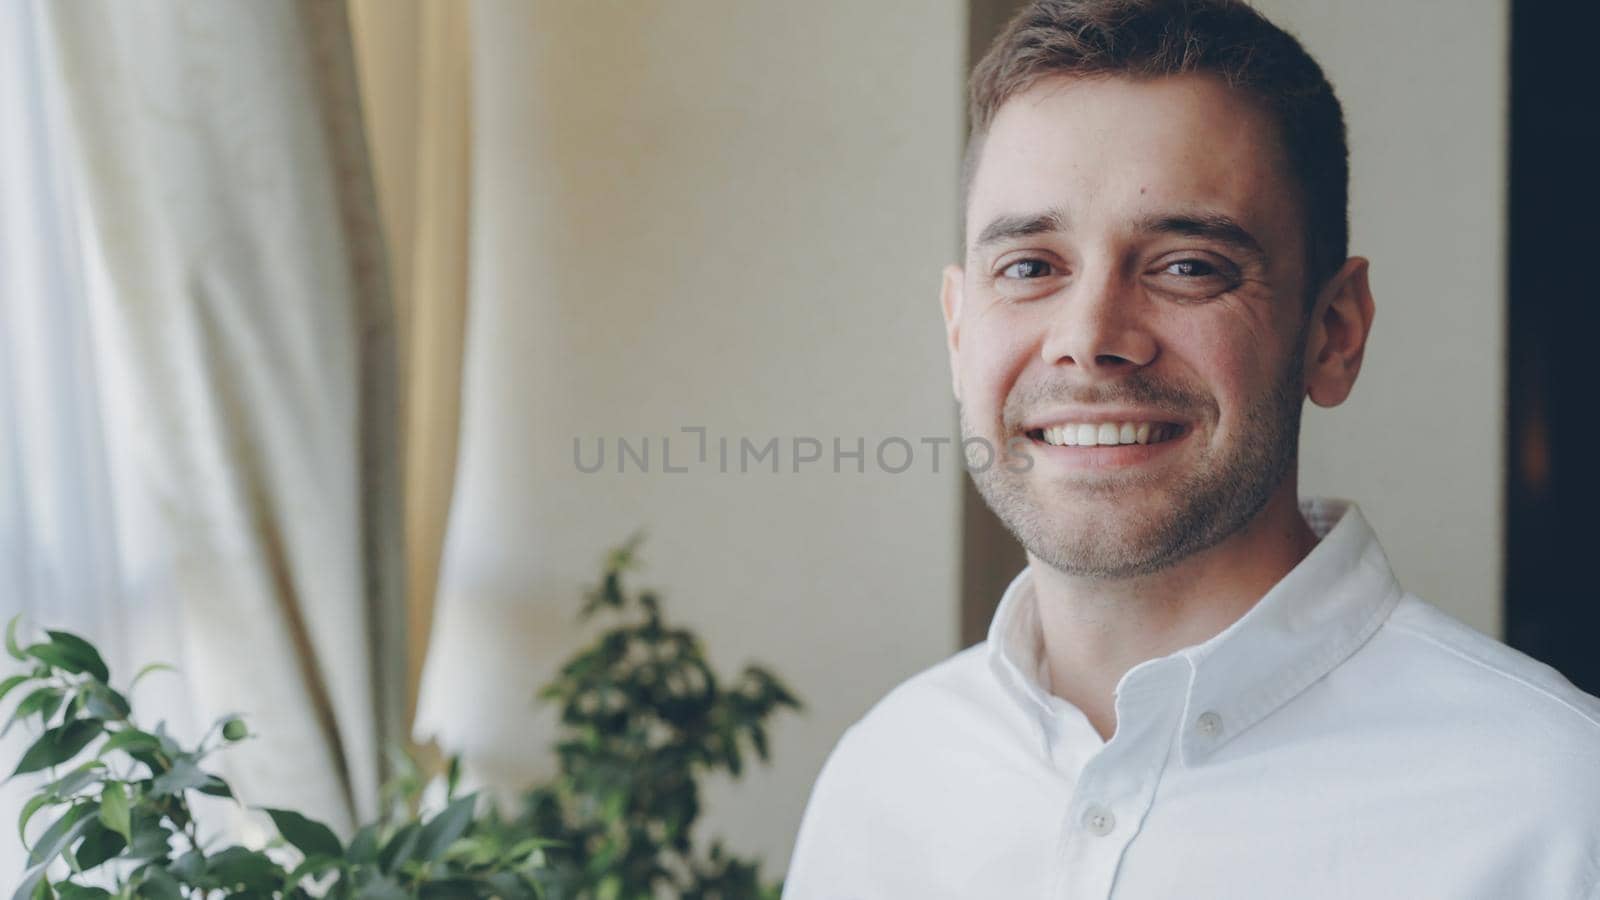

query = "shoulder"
799;641;1039;804
835;642;1038;763
1363;594;1600;795
1381;594;1600;734
785;644;1023;893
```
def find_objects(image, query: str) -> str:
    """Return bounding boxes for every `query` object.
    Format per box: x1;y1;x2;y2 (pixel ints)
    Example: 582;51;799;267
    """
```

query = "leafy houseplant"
3;537;799;899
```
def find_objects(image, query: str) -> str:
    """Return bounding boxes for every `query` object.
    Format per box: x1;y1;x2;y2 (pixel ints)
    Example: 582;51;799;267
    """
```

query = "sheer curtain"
0;0;141;877
0;0;406;874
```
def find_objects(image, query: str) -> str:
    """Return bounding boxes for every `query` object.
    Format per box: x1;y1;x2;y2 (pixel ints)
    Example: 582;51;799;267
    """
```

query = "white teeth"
1036;421;1178;447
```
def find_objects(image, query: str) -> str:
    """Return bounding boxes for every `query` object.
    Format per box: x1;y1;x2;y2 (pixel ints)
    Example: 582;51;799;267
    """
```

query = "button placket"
1051;658;1193;900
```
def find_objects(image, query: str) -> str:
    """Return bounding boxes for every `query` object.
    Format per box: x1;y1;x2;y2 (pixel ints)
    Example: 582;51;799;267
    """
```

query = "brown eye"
1001;259;1054;279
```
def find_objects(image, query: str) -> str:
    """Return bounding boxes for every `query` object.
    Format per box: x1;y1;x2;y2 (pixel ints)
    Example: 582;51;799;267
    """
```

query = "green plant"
3;537;799;899
504;534;800;899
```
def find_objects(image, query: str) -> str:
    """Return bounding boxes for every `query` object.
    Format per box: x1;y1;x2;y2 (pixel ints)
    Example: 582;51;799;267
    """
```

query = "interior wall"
1259;0;1508;638
418;0;966;874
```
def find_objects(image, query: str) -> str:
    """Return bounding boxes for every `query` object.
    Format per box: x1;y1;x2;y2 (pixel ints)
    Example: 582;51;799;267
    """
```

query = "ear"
1302;257;1376;408
940;264;965;401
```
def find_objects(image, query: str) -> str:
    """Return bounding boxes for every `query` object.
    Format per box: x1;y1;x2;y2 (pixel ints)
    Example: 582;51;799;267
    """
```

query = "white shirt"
784;499;1600;899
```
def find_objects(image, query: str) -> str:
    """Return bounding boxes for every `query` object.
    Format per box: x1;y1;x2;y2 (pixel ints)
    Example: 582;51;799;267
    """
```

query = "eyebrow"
1134;212;1268;263
973;207;1069;250
970;207;1269;265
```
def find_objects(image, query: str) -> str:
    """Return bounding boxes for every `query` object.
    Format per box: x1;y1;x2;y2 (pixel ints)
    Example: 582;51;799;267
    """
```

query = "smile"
1026;422;1184;447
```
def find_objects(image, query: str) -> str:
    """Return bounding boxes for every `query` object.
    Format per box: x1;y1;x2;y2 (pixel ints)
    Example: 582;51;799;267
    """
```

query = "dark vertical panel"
1505;0;1600;693
959;0;1031;648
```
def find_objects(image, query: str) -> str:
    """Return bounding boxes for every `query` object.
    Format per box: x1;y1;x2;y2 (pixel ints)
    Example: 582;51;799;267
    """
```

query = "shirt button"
1196;711;1224;738
1081;805;1116;836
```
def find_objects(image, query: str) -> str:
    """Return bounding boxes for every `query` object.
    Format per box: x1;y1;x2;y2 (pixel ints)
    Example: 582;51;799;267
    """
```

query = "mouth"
1024;421;1186;448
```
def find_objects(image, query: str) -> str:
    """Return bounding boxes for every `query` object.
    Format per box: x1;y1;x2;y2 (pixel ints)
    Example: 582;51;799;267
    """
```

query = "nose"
1039;266;1157;374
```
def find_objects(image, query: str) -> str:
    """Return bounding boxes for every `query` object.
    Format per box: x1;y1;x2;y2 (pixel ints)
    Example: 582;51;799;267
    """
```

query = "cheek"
959;310;1039;415
1158;316;1281;413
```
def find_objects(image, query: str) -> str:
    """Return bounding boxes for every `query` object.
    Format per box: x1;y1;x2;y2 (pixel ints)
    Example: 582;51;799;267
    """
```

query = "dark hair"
966;0;1349;293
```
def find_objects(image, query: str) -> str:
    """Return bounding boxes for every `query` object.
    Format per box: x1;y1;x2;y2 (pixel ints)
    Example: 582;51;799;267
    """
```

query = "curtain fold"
32;0;405;834
348;0;475;733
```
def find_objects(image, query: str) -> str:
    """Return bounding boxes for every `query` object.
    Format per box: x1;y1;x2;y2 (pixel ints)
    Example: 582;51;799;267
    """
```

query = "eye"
1164;258;1218;277
1000;258;1055;279
1148;253;1241;300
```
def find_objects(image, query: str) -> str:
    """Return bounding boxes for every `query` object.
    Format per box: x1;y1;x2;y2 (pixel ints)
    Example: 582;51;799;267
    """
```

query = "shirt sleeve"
781;723;867;900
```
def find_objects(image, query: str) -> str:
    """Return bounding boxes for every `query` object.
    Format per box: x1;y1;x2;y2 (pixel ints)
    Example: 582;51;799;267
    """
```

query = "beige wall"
1260;0;1508;638
416;0;966;874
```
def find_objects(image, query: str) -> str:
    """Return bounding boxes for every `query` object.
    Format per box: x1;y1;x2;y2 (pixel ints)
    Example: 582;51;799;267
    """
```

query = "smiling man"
783;2;1600;898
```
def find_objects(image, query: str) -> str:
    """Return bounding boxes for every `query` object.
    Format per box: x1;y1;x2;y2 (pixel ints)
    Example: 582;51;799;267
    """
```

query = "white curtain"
0;0;405;874
0;0;141;877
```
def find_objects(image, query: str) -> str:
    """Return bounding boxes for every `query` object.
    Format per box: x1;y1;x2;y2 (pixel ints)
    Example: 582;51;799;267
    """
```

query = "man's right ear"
941;264;964;401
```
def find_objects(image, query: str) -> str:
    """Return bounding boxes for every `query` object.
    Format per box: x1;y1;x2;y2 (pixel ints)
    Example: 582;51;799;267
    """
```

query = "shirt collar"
985;497;1404;765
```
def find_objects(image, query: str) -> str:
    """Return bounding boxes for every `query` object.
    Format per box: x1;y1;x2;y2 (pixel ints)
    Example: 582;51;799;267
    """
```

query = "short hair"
966;0;1349;295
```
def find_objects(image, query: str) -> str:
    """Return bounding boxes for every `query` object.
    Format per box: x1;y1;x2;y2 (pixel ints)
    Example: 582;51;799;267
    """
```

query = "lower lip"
1022;428;1189;471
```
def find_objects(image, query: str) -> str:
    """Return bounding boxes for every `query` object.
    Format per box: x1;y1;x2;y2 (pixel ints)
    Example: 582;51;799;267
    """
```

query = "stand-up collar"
986;498;1404;765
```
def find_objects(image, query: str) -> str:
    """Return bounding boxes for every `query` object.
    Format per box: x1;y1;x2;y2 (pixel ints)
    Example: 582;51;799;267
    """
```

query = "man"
783;1;1600;898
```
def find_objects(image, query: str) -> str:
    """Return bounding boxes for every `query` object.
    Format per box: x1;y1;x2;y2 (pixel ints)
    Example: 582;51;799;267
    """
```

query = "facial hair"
961;343;1307;580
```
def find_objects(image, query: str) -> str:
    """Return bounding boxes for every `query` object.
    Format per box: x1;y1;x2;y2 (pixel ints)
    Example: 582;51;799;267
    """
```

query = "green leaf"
0;674;31;705
42;761;105;799
13;719;103;776
99;782;130;841
134;868;182;900
197;775;233;799
24;643;83;676
123;810;172;860
3;687;64;738
44;631;110;683
484;872;536;900
27;801;95;867
17;793;51;841
347;822;380;863
56;886;110;900
10;865;44;900
129;662;175;691
169;848;206;883
205;846;282;889
72;817;125;871
377;821;420;873
149;758;210;796
263;807;343;859
354;876;409;900
221;717;248;741
83;687;130;721
6;616;26;662
413;793;476;863
286;853;341;884
97;728;160;759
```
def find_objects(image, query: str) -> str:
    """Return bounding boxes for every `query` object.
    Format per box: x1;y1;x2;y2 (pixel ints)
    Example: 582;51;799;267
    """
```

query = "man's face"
944;73;1315;579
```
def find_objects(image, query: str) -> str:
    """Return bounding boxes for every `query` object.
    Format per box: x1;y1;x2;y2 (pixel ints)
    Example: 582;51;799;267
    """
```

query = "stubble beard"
961;348;1307;581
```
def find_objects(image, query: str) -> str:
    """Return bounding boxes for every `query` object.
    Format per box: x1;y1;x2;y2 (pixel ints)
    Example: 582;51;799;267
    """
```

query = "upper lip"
1019;408;1189;432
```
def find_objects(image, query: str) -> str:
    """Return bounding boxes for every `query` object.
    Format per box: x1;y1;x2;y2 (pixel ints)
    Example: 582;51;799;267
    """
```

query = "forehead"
968;73;1299;247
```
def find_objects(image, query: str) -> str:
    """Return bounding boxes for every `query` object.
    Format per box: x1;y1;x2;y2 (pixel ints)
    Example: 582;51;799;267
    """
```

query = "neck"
1029;482;1318;742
